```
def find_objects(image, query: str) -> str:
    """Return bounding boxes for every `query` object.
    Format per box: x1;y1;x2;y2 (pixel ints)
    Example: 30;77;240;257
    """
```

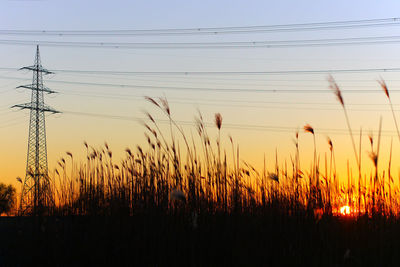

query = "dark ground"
0;213;399;266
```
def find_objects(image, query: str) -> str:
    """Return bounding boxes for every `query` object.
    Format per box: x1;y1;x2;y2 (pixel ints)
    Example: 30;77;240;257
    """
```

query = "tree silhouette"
0;183;16;215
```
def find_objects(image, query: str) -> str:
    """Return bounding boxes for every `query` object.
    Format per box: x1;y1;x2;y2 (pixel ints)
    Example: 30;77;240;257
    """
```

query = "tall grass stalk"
328;75;361;186
379;79;400;142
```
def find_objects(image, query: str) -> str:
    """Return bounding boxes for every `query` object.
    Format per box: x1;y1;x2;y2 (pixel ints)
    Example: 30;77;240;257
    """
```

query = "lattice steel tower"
12;45;59;215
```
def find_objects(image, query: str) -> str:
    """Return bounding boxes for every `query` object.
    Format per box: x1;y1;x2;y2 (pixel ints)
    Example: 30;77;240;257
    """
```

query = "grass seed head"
378;78;389;99
144;133;151;144
327;137;333;151
304;124;314;135
145;96;160;108
297;170;304;178
369;151;378;167
159;97;170;115
368;133;373;147
137;145;143;155
268;172;279;183
215;113;223;130
145;112;155;123
328;75;344;107
125;148;132;156
143;123;152;133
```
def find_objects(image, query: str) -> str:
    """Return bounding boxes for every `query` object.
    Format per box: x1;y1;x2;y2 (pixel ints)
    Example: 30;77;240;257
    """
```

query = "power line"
48;71;400;84
59;110;399;136
13;84;400;109
42;78;400;89
45;90;400;112
31;80;400;94
72;95;400;107
2;66;400;76
10;88;393;112
3;35;400;49
2;74;347;88
4;74;400;95
1;74;398;94
61;94;400;112
5;69;400;91
5;74;400;108
1;18;399;36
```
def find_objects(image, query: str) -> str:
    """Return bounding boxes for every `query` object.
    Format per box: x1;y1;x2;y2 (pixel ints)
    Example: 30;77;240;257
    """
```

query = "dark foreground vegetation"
1;213;400;266
6;85;400;266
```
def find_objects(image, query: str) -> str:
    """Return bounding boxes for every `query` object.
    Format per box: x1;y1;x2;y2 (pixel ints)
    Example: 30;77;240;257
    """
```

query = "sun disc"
340;205;351;216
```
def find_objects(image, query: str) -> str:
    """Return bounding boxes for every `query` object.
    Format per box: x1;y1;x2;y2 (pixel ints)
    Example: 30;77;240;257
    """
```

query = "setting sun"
340;205;351;216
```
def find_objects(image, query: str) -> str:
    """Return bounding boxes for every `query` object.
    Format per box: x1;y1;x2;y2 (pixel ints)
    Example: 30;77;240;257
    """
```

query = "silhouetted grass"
40;95;400;218
4;80;400;266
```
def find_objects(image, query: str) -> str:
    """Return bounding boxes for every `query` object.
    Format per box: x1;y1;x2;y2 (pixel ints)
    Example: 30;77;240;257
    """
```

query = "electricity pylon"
12;45;60;215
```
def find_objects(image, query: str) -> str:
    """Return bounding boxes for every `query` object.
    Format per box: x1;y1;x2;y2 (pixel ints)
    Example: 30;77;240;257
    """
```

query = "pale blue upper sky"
1;0;400;184
2;0;400;29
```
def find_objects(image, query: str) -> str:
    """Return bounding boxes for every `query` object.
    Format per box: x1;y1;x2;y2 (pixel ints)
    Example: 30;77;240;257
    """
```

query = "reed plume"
215;113;222;130
379;78;400;142
328;75;360;169
304;124;314;135
304;124;317;181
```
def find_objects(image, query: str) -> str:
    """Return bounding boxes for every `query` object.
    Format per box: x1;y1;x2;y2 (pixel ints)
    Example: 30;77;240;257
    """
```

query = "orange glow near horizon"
340;205;351;216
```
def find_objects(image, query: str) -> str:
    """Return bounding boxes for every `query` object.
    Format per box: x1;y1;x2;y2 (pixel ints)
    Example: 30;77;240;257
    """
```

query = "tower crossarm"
20;65;53;75
16;85;57;94
12;103;61;114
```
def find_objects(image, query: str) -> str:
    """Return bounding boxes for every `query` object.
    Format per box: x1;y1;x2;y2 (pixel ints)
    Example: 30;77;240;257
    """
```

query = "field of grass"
3;78;400;266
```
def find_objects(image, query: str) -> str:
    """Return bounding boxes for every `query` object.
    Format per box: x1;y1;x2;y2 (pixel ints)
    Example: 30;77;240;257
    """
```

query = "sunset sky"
2;0;400;187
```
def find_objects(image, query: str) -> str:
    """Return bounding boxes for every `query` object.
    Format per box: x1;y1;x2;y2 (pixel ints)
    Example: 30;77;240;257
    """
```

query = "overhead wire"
4;77;400;110
3;35;400;49
50;71;400;85
2;66;400;76
3;19;400;141
1;17;400;36
58;110;399;137
46;91;400;112
1;74;399;94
